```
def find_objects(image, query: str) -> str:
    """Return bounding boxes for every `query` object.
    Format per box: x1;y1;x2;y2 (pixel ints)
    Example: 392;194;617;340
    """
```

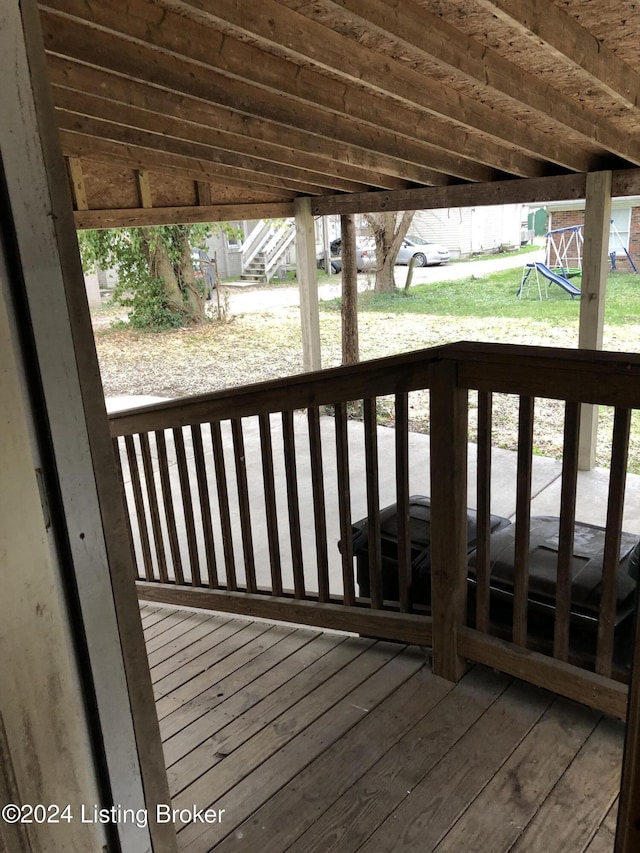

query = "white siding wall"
412;204;524;258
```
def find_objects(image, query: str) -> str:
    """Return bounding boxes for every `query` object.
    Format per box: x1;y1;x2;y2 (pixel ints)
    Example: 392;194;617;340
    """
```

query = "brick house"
544;197;640;271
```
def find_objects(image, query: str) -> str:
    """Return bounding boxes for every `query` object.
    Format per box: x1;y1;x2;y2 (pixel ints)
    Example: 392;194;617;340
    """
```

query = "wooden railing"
109;342;640;720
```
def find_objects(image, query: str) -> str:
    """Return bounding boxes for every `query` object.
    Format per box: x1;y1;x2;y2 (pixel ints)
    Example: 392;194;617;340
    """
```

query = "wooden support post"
136;170;153;209
294;196;321;372
341;213;359;365
578;171;612;470
429;360;469;681
66;156;88;210
196;180;212;207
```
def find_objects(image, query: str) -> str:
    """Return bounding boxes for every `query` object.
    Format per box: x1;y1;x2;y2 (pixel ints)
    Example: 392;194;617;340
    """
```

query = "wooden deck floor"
142;602;624;853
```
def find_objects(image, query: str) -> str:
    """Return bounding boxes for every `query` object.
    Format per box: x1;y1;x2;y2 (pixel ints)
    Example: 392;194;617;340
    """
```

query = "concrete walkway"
109;398;640;596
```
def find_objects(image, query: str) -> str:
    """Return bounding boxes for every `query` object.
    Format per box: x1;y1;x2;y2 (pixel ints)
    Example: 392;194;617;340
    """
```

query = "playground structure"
610;220;638;272
518;225;583;300
519;220;639;299
546;224;583;278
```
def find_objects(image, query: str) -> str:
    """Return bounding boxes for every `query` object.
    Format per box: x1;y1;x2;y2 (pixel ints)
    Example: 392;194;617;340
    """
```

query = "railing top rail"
108;342;640;437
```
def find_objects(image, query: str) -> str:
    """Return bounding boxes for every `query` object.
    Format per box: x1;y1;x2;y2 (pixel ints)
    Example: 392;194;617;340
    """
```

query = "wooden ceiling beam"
311;173;591;216
322;0;640;167
75;201;295;229
53;88;374;194
48;65;410;191
311;168;640;217
164;0;595;171
56;113;336;196
58;132;296;200
40;3;540;179
477;0;640;112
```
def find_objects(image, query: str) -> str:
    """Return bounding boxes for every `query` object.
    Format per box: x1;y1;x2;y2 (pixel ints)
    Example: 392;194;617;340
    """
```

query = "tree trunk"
141;227;184;314
364;211;415;293
141;226;207;324
341;214;359;365
178;228;206;323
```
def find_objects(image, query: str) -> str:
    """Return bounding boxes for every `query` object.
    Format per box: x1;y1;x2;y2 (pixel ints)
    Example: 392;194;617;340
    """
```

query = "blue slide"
534;262;581;298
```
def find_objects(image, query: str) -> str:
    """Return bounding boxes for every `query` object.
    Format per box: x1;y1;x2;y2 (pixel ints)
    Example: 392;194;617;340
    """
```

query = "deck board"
510;718;621;852
146;612;222;661
286;666;510;853
145;606;623;853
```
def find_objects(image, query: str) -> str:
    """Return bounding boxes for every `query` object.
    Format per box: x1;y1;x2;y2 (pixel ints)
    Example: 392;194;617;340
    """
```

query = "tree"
341;214;359;365
78;223;214;329
363;211;415;293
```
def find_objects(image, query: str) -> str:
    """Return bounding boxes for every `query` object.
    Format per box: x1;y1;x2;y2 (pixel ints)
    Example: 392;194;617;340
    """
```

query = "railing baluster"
173;427;201;586
124;434;154;582
395;392;411;612
475;391;492;633
155;429;184;585
282;411;305;599
259;413;283;597
513;395;535;647
554;401;580;661
308;407;330;603
210;421;236;591
231;417;256;593
191;424;218;588
112;437;138;578
364;398;382;610
597;407;631;677
335;402;355;606
139;432;168;584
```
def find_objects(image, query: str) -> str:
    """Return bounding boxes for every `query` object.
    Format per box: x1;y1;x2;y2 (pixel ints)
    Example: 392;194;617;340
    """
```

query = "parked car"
316;238;376;273
395;235;450;266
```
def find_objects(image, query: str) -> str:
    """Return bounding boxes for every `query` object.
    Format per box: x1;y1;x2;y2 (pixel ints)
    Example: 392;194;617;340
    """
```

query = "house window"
610;208;631;254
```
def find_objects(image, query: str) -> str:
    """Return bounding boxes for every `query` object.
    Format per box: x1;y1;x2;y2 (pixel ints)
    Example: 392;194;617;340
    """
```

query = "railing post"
429;359;469;681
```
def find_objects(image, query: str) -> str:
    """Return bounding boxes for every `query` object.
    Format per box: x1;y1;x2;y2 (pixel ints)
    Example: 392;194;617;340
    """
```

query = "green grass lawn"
323;269;640;326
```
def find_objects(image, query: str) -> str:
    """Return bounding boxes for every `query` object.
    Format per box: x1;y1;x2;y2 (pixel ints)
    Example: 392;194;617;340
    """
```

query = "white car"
396;235;450;266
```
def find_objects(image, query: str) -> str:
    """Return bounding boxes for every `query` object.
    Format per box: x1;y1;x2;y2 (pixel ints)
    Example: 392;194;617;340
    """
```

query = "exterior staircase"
241;218;296;282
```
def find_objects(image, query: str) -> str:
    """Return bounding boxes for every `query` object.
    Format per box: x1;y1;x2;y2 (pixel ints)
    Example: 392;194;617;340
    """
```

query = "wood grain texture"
475;390;492;633
259;413;283;597
513;395;534;647
596;408;631;676
335;402;356;606
395;392;411;613
137;583;433;646
458;627;628;719
429;360;469;680
554;401;580;660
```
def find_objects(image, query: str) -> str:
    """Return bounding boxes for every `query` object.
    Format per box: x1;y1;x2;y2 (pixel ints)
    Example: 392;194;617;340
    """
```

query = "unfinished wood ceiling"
39;0;640;226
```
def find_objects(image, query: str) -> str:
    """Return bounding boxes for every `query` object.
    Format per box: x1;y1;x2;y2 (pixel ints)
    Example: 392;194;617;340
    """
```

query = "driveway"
225;249;543;315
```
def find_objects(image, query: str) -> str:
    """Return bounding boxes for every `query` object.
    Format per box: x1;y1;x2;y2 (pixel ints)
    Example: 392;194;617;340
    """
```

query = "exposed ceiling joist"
48;59;417;191
41;2;547;179
477;0;640;111
160;0;594;171
54;89;376;194
322;0;640;166
36;0;640;222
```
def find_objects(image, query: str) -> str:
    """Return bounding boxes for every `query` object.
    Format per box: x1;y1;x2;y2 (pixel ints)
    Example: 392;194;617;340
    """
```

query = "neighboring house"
204;219;246;279
410;204;529;258
545;197;640;271
206;218;297;282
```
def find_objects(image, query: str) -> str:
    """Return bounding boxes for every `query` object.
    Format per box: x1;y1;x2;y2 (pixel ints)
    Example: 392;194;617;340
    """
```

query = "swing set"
546;221;637;276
